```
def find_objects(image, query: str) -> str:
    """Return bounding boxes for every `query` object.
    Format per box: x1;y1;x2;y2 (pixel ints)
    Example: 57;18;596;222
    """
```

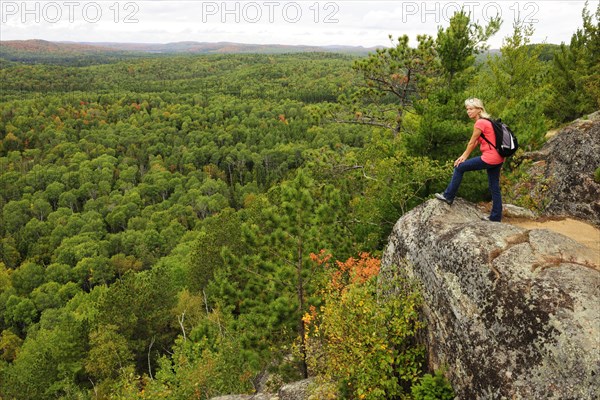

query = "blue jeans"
443;156;503;221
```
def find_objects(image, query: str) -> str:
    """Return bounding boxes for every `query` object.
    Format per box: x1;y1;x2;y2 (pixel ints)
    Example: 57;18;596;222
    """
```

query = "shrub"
411;370;455;400
304;252;425;399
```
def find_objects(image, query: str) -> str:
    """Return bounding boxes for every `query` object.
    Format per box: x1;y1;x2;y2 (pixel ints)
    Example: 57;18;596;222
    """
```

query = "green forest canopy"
0;4;598;399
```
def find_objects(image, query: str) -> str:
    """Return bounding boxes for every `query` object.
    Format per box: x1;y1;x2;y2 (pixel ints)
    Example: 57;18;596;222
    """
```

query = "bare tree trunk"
178;311;186;342
203;289;210;315
148;336;155;380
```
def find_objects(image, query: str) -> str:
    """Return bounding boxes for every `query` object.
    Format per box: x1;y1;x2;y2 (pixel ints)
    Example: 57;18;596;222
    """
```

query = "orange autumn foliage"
303;251;424;398
310;250;380;292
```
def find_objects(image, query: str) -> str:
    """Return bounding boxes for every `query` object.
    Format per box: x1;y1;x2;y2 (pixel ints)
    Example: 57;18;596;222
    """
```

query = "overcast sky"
0;1;592;48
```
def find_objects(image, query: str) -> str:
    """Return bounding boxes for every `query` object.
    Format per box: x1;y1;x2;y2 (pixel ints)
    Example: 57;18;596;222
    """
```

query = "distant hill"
0;39;117;54
76;41;379;55
3;39;557;66
0;39;379;65
0;39;142;65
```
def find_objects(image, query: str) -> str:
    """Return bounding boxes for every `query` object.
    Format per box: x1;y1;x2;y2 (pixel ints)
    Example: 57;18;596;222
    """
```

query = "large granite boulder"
209;379;315;400
278;378;314;400
382;199;599;399
521;111;600;226
211;394;276;400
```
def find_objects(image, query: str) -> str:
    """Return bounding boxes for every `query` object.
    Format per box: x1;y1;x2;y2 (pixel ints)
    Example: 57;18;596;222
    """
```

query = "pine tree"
331;34;438;137
407;11;500;160
547;1;600;122
207;169;352;379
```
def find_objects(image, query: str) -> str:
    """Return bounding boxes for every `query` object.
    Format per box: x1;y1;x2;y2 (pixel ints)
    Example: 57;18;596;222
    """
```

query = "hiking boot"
481;216;501;222
434;193;453;205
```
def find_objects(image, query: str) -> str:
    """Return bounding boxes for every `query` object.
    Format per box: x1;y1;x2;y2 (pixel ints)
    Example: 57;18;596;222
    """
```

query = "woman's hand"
454;155;467;167
455;126;481;167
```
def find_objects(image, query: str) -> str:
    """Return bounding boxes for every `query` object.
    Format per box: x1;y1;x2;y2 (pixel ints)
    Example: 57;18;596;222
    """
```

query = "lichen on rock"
518;111;600;226
382;199;599;399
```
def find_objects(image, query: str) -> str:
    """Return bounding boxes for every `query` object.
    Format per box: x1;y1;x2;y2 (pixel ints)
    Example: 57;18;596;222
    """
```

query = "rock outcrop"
521;111;600;226
210;394;276;400
209;379;315;400
277;379;314;400
382;199;599;399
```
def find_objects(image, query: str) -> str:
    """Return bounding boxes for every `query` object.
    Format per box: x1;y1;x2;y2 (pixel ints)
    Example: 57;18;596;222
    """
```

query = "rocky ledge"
382;199;599;399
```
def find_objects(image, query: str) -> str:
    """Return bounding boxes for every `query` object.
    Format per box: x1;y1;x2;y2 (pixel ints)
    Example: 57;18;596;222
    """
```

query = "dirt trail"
506;217;600;267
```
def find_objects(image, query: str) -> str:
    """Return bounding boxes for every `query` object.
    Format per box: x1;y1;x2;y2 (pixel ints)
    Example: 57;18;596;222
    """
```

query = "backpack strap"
479;132;495;148
479;118;495;149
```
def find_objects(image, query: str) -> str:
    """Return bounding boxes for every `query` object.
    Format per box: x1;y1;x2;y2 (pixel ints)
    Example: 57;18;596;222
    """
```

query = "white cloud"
0;1;590;47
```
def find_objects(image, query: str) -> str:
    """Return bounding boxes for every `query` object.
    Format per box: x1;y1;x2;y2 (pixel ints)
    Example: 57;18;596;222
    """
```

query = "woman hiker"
435;98;504;222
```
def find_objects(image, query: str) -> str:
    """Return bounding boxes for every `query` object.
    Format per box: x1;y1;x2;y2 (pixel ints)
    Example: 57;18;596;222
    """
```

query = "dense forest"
1;4;598;399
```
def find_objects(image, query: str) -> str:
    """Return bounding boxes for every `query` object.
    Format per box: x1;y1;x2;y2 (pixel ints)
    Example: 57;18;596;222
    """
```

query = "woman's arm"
454;127;482;167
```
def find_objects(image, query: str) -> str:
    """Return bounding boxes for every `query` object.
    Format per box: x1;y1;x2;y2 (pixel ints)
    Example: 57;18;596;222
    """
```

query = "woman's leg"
486;164;503;221
443;157;488;202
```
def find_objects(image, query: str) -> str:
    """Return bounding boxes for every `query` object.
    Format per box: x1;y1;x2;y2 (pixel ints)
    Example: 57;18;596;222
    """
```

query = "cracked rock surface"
382;199;599;399
523;111;600;226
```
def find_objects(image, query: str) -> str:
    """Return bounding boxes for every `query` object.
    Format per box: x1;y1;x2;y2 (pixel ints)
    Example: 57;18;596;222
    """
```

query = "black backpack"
481;118;519;157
